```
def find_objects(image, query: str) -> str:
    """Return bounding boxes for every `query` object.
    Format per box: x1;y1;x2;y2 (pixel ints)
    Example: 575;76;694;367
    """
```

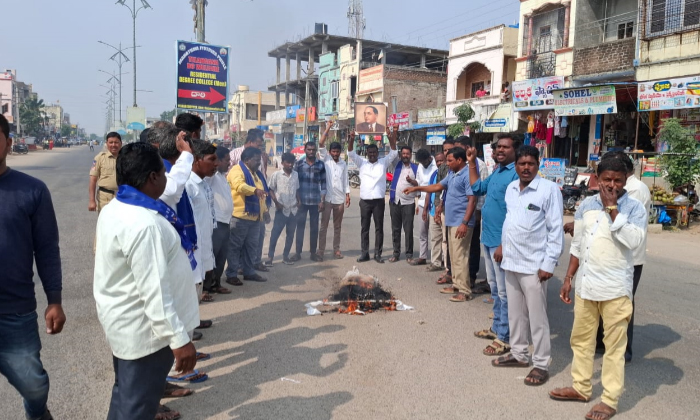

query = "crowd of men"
0;109;651;420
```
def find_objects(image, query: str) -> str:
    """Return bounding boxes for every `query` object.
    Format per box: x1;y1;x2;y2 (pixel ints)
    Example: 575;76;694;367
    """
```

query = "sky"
2;0;520;135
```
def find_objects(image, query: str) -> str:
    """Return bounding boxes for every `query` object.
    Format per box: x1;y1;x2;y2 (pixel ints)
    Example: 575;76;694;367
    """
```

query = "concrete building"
0;71;15;130
637;0;700;81
267;28;448;143
515;0;576;82
446;24;519;145
229;86;285;144
43;104;64;135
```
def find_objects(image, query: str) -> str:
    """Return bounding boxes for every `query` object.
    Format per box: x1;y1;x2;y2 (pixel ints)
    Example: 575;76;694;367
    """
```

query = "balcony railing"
527;51;557;79
576;10;638;48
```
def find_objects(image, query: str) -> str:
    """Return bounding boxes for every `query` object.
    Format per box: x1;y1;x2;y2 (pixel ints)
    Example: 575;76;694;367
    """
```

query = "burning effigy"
305;268;414;316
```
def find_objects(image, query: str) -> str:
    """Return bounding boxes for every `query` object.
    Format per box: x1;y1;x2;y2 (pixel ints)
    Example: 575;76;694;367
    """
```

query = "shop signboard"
176;40;229;113
538;158;566;187
358;65;384;94
426;127;446;145
417;108;445;125
286;105;300;119
512;76;564;111
483;144;496;176
266;109;287;122
552;85;617;116
296;107;317;123
638;76;700;111
126;106;146;131
293;134;304;147
388;112;412;131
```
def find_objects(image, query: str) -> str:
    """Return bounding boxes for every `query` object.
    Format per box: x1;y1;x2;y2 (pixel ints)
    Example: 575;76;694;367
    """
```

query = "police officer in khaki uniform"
88;132;122;212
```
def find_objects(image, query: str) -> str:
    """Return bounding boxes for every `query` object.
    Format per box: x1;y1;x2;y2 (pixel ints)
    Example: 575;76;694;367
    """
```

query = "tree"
89;133;100;141
60;124;72;138
658;118;700;189
160;109;177;122
447;103;481;139
19;97;45;136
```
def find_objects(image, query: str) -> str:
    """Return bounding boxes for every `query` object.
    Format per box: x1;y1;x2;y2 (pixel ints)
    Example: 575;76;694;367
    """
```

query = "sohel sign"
177;40;230;113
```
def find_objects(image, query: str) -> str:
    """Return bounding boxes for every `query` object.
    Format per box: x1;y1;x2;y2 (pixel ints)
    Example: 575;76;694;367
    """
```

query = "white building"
445;25;519;144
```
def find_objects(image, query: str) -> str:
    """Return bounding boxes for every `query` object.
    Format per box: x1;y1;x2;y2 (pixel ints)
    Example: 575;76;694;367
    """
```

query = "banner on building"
538;158;566;187
426;127;446;145
176;41;230;113
638;76;700;111
358;65;384;94
388;112;412;131
286;105;300;119
552;85;617;116
512;76;564;111
296;107;317;123
417;108;446;125
482;103;512;133
266;109;287;122
126;106;146;131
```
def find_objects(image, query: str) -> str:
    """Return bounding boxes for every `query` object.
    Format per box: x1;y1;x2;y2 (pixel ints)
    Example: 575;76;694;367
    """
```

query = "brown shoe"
449;292;473;302
225;276;243;286
440;286;459;294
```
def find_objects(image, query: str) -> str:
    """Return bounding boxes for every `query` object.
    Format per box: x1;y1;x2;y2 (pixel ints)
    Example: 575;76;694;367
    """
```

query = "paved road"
3;147;699;420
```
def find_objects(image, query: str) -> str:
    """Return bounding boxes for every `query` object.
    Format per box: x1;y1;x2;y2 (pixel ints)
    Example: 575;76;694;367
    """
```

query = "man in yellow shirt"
225;147;270;284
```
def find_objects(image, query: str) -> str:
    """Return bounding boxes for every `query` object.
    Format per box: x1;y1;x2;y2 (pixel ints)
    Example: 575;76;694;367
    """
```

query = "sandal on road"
436;274;453;284
491;354;529;368
167;370;208;383
213;287;231;294
388;256;400;263
483;339;510;356
548;387;590;403
440;286;459;294
163;383;193;398
196;352;211;361
524;367;549;386
156;404;181;420
201;293;214;303
449;292;473;302
585;402;617;420
474;328;497;340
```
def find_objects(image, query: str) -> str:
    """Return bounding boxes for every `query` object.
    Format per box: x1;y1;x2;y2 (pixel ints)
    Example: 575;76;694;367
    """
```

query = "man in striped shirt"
491;146;563;388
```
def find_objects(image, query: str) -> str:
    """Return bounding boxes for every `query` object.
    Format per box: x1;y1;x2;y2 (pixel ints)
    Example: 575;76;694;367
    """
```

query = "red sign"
388;112;411;131
177;87;226;106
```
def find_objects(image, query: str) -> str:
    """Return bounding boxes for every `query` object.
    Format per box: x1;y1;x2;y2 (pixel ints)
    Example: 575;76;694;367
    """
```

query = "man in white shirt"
318;122;350;259
409;148;437;266
266;152;300;265
94;143;198;420
387;146;419;263
204;146;233;295
185;140;218;306
551;157;647;420
347;127;398;263
492;146;563;389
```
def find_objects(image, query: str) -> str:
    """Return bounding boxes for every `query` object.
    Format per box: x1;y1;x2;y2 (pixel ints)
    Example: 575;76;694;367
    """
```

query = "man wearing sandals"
405;147;477;302
467;134;520;357
550;157;646;420
491;146;563;386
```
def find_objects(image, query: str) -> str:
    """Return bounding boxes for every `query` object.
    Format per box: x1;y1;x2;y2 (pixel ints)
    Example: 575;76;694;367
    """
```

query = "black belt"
98;187;115;195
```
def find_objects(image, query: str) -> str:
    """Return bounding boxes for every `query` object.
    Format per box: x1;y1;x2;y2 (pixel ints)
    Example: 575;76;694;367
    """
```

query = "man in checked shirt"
290;141;327;262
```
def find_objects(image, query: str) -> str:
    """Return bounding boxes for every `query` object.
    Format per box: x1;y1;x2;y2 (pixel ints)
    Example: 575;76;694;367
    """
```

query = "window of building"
618;21;635;39
647;0;700;36
331;81;339;99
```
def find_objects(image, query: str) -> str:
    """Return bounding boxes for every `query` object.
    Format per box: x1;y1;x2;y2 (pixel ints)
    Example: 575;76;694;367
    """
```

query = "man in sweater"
0;115;64;420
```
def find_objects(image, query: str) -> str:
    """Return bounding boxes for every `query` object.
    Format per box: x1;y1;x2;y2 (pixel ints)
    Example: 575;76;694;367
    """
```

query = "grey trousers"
204;221;229;291
417;206;429;259
428;214;443;266
505;270;551;370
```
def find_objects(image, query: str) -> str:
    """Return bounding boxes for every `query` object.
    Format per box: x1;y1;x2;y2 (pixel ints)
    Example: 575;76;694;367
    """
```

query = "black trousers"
469;211;482;284
596;265;643;359
389;201;415;258
107;346;174;420
359;198;385;257
296;204;320;255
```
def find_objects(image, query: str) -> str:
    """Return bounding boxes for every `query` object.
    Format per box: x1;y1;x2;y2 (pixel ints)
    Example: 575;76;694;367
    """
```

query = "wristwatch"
461;219;469;226
605;205;618;214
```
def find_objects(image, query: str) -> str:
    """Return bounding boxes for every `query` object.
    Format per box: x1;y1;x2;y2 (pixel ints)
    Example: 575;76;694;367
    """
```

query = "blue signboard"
293;134;304;147
286;105;300;119
176;40;230;113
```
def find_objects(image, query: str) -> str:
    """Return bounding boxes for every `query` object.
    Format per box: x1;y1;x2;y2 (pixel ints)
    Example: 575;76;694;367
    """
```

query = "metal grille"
646;0;700;37
522;7;566;55
527;51;557;79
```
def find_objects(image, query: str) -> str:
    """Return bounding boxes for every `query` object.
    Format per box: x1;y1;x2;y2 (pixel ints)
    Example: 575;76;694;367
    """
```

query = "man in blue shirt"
0;114;65;420
405;147;477;302
467;134;520;357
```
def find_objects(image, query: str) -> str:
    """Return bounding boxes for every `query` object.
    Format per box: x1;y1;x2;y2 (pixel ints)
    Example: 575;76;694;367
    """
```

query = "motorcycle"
12;143;29;155
349;169;360;189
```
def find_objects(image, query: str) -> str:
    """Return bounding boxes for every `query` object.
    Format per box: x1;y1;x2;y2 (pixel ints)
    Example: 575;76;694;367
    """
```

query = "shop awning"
482;103;512;133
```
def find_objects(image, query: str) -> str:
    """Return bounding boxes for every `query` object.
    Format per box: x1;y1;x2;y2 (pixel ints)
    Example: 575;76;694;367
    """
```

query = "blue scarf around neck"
239;162;271;216
116;185;197;270
390;161;418;203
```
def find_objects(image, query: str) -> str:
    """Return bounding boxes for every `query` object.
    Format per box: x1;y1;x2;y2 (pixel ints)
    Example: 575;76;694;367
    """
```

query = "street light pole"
98;41;132;123
116;0;151;107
